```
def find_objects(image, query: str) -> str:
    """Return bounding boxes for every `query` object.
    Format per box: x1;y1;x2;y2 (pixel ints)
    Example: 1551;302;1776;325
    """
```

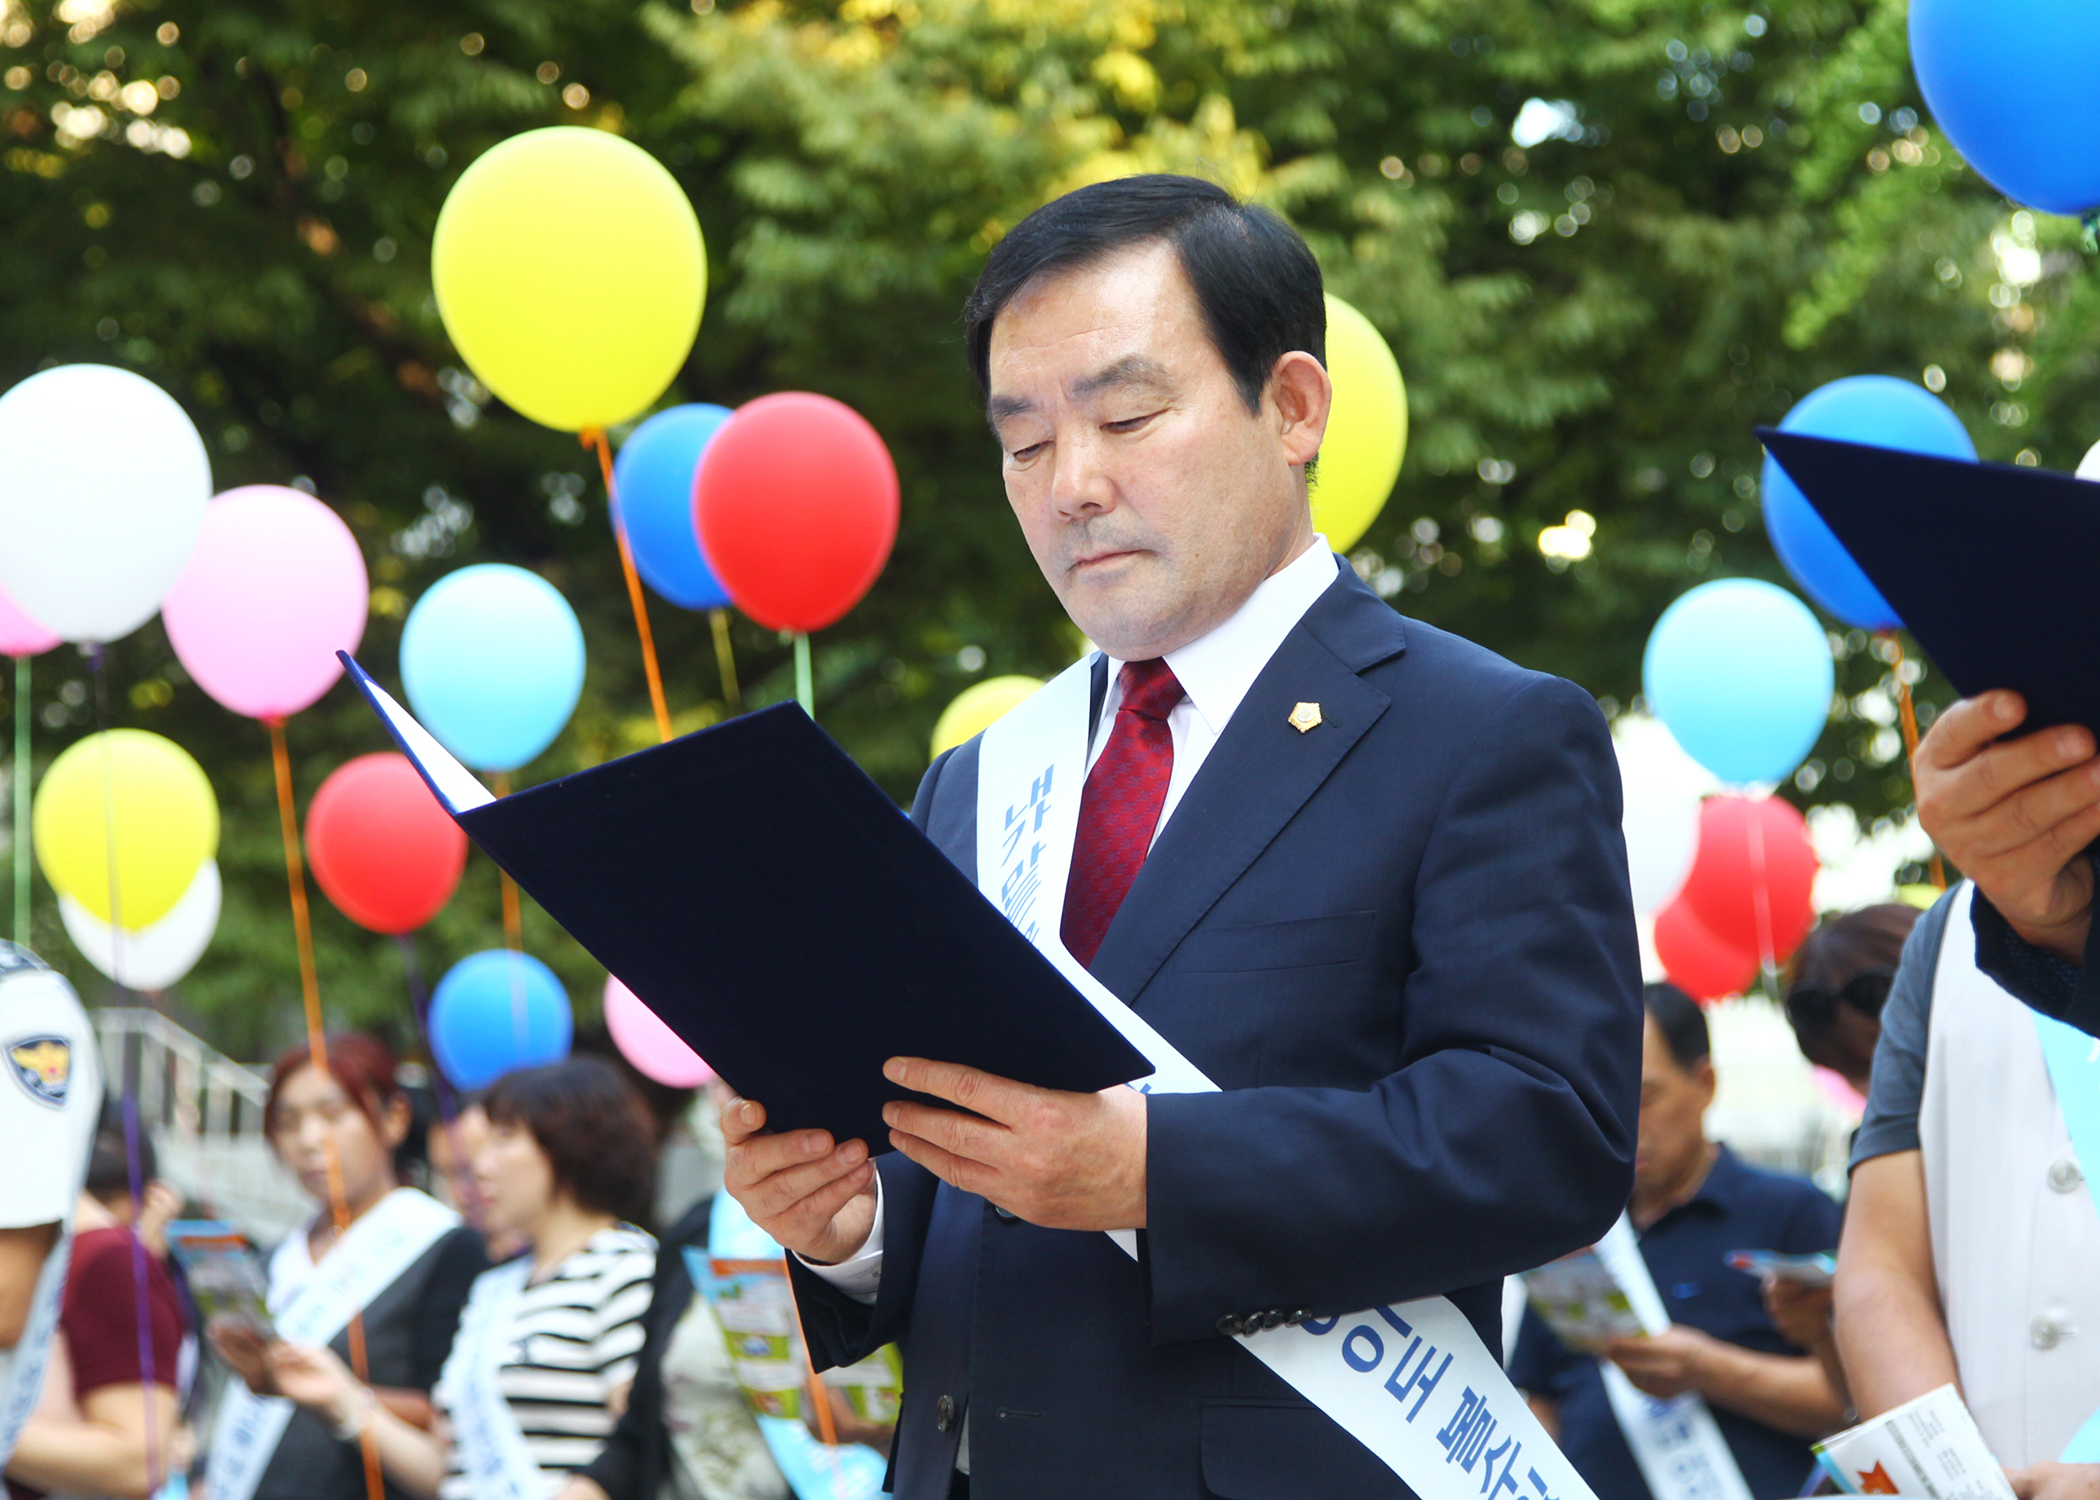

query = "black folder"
338;653;1152;1150
1759;428;2100;736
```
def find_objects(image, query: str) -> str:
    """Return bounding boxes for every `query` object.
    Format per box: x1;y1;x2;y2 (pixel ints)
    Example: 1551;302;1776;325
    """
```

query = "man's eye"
1104;409;1162;433
1009;441;1047;462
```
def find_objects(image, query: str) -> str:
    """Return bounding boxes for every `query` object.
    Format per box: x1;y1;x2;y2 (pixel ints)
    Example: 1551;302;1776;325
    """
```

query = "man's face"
1633;1014;1715;1199
985;240;1326;661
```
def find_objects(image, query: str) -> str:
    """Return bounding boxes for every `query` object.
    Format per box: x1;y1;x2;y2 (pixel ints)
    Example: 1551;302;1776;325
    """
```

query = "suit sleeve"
790;748;957;1371
1143;674;1643;1344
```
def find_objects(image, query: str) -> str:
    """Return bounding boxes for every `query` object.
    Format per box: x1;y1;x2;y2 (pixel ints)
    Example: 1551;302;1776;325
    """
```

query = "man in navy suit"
718;175;1643;1500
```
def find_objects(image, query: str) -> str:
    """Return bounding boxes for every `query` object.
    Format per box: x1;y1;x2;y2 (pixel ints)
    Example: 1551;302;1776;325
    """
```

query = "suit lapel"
1086;569;1408;1004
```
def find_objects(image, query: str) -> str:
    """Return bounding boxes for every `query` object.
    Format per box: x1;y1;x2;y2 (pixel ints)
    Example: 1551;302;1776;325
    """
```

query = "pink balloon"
604;976;716;1087
162;486;368;720
0;580;59;657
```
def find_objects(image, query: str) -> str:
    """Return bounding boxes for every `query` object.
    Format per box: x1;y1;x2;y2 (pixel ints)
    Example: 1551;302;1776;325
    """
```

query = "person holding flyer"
720;174;1644;1500
202;1034;486;1500
1835;690;2100;1500
0;944;102;1481
269;1056;656;1500
1511;985;1846;1500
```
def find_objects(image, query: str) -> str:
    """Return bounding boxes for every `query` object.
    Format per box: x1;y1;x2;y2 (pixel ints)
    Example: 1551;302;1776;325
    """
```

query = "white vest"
1919;884;2100;1467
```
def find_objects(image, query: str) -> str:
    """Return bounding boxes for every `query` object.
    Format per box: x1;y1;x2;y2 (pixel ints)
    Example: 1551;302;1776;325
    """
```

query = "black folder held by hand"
337;652;1151;1151
1759;428;2100;737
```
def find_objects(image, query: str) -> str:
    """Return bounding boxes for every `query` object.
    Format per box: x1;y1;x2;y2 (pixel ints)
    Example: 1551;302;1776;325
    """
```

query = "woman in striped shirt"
269;1057;659;1499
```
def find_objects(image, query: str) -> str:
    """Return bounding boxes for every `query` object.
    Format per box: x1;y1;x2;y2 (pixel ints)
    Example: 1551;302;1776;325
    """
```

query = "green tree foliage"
0;0;2088;1057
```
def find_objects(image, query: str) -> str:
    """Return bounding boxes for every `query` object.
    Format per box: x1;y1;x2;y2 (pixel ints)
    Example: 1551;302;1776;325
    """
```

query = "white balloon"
60;859;220;990
0;364;211;643
1614;714;1718;914
2078;439;2100;481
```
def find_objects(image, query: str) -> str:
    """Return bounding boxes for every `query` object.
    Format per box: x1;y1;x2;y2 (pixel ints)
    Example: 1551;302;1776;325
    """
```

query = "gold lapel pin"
1288;701;1323;734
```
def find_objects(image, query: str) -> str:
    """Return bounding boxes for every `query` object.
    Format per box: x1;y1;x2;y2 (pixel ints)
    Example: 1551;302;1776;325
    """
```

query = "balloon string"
793;633;814;718
584;428;674;743
492;773;524;953
1746;803;1780;1000
12;652;28;946
267;716;385;1500
86;649;163;1496
1879;631;1947;890
710;608;743;715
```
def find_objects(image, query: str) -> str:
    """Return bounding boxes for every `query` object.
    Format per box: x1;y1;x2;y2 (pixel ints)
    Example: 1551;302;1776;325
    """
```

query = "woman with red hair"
202;1034;487;1500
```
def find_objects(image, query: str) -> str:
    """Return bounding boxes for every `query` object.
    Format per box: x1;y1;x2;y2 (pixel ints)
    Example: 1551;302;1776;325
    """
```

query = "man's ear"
1268;351;1332;469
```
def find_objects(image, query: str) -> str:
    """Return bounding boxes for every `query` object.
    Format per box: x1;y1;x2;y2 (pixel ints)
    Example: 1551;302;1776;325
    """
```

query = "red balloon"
1679;794;1819;963
1655;895;1761;1003
692;392;899;633
305;753;468;934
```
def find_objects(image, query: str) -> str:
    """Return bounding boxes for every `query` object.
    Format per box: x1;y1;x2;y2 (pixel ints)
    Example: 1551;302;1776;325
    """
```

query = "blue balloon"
428;949;573;1091
401;564;586;773
612;404;734;611
1644;579;1835;786
1760;376;1975;631
1911;0;2100;217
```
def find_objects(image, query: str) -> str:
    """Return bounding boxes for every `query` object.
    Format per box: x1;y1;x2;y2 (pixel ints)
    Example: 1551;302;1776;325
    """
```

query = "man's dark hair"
1644;982;1711;1070
483;1055;657;1228
963;174;1326;414
86;1100;156;1203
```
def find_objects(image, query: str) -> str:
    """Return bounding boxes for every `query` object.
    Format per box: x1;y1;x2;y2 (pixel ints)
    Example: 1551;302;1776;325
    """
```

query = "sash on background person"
206;1188;459;1500
1589;1217;1755;1500
439;1259;546;1500
975;658;1600;1500
2032;1012;2100;1464
0;1224;71;1468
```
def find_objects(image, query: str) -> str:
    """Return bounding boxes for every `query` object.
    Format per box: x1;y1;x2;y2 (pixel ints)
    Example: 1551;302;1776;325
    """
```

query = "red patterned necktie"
1060;658;1185;969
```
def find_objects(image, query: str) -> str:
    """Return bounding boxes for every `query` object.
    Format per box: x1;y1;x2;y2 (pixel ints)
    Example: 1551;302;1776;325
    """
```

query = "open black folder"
337;653;1151;1150
1760;428;2100;736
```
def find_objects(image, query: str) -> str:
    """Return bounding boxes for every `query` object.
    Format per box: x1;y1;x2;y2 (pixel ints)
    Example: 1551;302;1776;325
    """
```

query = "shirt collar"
1106;539;1342;738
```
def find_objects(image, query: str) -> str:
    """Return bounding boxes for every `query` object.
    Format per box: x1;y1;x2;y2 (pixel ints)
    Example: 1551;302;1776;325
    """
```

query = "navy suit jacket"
790;564;1643;1500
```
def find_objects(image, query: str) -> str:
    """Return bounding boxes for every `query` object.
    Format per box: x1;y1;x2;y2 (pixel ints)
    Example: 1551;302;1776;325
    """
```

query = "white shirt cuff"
793;1175;884;1304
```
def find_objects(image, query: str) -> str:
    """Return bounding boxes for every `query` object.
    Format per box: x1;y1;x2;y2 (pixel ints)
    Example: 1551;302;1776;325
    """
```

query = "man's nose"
1048;429;1116;520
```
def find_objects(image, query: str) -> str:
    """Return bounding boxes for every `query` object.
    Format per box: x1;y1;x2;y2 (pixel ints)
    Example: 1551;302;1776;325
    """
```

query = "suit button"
2050;1158;2084;1193
993;1205;1017;1220
935;1394;956;1432
2032;1317;2064;1351
1215;1314;1246;1338
1260;1309;1288;1330
1285;1309;1312;1327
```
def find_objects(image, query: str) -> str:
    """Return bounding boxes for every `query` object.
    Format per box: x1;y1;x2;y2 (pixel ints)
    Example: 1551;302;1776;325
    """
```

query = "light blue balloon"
428;949;573;1091
1644;579;1834;786
612;404;734;611
401;564;585;773
1912;0;2100;217
1761;376;1975;631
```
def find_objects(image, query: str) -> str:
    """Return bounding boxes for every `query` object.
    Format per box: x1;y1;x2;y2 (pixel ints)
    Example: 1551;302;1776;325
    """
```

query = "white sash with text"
975;657;1600;1500
439;1259;547;1500
1589;1215;1754;1500
206;1188;460;1500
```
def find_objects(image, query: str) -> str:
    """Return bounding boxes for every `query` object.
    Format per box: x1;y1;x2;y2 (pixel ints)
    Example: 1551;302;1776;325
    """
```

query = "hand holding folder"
1761;430;2100;962
339;652;1152;1150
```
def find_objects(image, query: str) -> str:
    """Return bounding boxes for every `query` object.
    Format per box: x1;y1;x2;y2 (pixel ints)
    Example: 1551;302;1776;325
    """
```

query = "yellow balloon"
932;676;1043;757
432;127;706;433
1311;294;1408;552
33;729;218;930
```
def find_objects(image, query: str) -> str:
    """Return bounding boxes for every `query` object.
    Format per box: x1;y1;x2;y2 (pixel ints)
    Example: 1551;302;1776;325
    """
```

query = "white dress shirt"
803;539;1343;1310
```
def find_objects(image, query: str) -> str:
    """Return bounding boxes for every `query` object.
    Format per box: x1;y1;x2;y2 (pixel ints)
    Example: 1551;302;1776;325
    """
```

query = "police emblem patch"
6;1035;72;1107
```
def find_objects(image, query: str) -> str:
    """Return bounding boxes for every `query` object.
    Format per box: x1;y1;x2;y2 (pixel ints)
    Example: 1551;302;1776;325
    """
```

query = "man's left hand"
1601;1325;1720;1399
2011;1465;2100;1500
881;1058;1146;1230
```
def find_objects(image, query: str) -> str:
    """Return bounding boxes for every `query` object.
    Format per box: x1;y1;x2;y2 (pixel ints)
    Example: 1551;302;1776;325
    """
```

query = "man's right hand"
719;1095;878;1265
1915;691;2100;963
